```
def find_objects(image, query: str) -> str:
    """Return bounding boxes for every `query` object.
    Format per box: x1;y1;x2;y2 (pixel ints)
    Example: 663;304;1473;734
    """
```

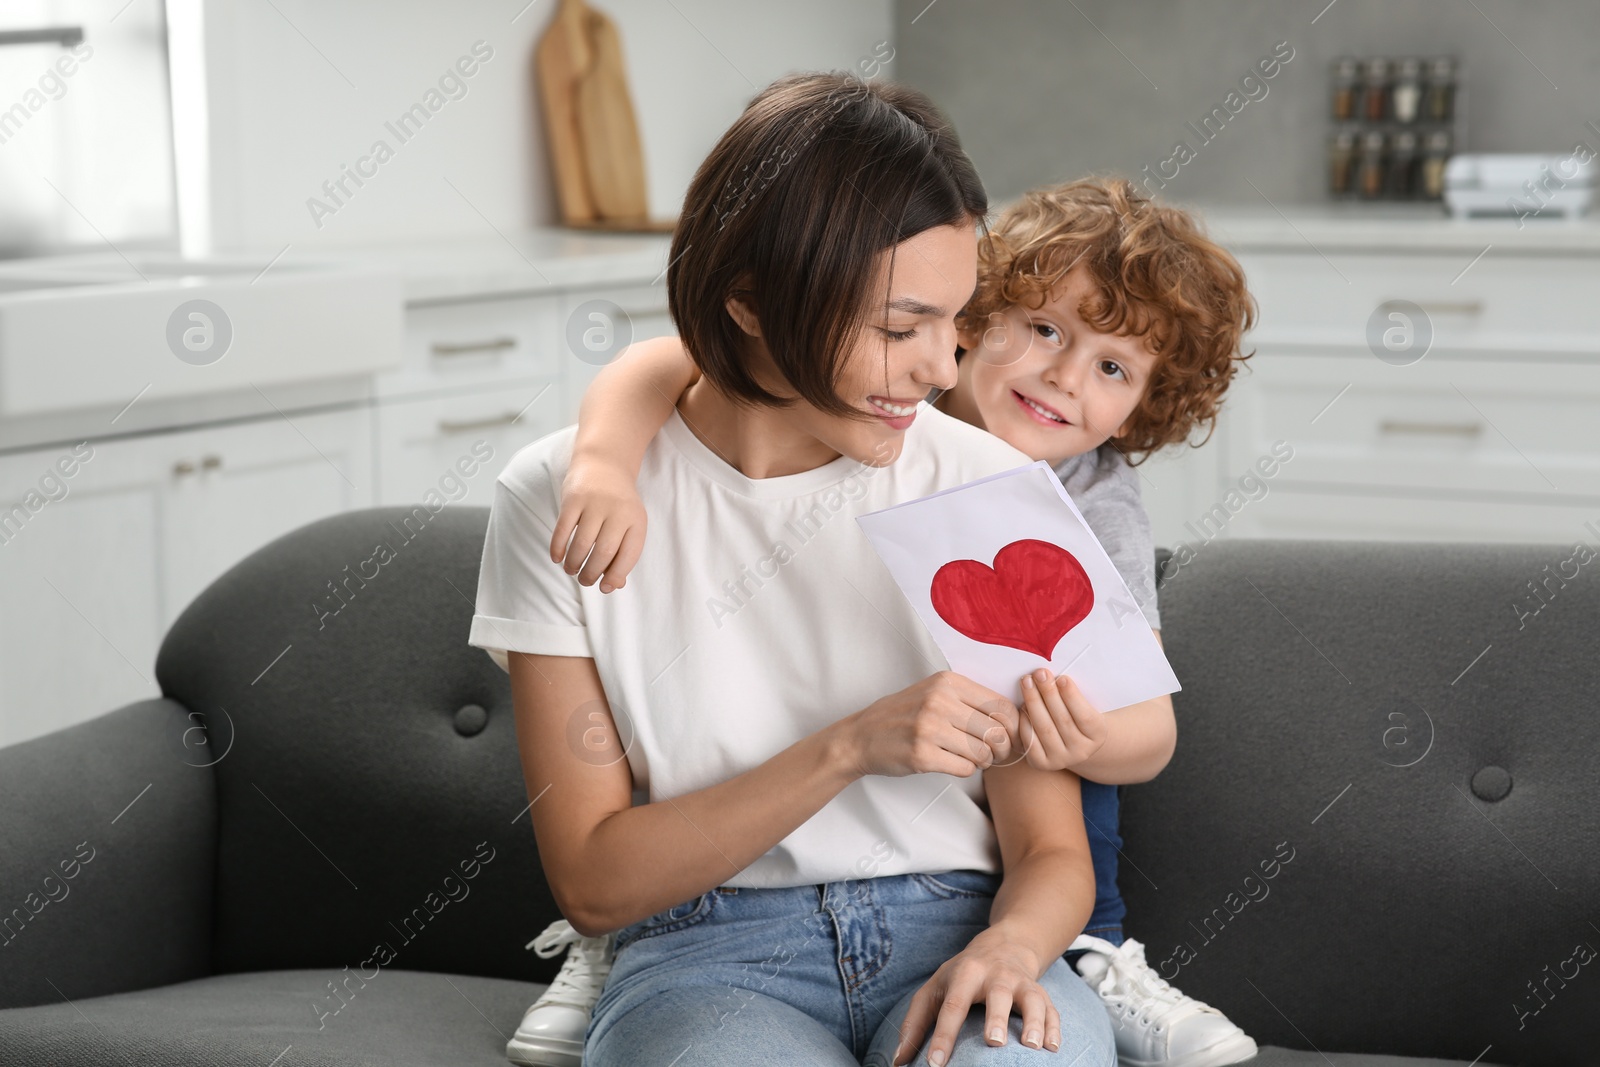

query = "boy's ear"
954;312;983;351
725;281;763;338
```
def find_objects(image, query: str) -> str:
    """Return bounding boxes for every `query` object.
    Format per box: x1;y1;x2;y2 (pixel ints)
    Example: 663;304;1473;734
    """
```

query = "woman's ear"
724;287;763;338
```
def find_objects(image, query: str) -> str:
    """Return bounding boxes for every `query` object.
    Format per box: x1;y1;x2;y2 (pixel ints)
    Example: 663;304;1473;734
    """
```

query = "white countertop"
8;208;1598;314
0;228;676;306
1184;203;1600;255
343;210;1600;304
326;228;675;304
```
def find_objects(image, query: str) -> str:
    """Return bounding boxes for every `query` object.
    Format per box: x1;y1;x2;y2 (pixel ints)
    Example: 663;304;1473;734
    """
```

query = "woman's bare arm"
510;652;1022;937
889;750;1099;1064
511;651;859;936
977;761;1097;971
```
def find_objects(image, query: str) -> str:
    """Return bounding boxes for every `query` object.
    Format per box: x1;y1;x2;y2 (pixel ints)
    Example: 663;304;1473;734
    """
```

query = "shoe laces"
524;920;616;1008
1085;938;1220;1032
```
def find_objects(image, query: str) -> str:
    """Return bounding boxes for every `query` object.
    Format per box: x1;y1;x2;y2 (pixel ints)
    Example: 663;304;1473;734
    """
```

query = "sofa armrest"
0;699;217;1010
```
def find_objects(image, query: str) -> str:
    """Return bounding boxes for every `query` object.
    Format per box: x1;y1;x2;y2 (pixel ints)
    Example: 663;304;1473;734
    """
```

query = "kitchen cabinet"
0;440;163;749
559;283;677;423
0;233;674;747
370;283;676;505
379;294;565;402
1141;243;1600;551
0;406;372;748
373;386;563;506
161;408;375;626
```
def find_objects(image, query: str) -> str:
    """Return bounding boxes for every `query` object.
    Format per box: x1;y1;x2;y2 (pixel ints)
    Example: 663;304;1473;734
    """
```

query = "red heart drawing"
929;539;1094;660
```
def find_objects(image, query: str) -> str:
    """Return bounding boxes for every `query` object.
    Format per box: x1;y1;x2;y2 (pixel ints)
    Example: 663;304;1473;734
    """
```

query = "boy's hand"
550;461;647;593
1016;668;1107;772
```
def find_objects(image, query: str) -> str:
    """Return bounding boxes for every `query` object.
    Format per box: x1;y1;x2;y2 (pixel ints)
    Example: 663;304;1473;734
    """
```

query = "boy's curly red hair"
961;178;1256;465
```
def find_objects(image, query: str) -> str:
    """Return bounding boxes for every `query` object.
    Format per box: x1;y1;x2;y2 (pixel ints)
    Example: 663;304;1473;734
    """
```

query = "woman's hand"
892;927;1061;1065
835;671;1019;779
549;460;648;593
1015;668;1108;772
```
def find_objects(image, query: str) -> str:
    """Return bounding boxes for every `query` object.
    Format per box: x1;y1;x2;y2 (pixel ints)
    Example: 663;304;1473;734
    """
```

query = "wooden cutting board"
535;0;596;225
536;0;671;231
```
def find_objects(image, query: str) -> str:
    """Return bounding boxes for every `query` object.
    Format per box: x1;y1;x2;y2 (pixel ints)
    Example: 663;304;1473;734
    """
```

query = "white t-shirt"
469;402;1032;888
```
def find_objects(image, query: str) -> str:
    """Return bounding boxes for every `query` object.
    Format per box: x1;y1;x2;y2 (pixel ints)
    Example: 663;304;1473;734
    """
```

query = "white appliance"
1444;152;1596;220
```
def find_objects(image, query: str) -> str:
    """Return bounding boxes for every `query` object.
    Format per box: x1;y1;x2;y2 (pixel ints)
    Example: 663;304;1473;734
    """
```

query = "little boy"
504;177;1258;1067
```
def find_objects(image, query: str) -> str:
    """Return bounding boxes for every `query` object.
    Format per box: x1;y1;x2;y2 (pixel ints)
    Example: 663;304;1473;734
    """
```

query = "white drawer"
373;385;566;506
1239;251;1600;355
559;283;675;424
1226;484;1598;545
1224;352;1600;499
381;295;563;399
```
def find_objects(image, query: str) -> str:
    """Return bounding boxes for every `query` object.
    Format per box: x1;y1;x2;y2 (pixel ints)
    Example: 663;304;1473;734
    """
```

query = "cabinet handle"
1378;420;1483;437
1407;301;1484;316
431;336;518;357
438;412;521;434
173;455;224;476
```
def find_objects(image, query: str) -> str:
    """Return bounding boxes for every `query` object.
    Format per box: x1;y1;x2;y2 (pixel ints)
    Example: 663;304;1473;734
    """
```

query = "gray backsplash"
895;0;1597;207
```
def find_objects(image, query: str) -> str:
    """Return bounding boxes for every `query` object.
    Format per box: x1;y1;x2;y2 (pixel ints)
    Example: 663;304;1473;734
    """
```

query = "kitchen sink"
0;253;403;418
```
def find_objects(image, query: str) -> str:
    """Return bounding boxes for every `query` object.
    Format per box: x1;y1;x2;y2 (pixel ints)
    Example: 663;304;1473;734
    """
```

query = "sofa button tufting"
453;704;489;737
1470;765;1512;802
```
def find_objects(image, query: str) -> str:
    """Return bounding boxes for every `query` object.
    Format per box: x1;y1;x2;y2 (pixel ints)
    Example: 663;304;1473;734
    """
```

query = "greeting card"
857;461;1180;711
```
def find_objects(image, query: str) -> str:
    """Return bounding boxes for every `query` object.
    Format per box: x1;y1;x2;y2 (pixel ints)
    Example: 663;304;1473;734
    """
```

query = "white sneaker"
1069;935;1258;1067
505;919;617;1067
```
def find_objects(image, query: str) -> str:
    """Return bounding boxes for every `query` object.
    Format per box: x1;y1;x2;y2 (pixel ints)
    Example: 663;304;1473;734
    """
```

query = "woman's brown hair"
667;72;988;418
962;178;1257;464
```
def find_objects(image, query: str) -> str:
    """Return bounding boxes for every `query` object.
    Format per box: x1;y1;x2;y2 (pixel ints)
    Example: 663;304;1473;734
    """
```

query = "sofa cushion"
0;968;1478;1067
1124;539;1600;1064
0;969;539;1066
0;699;215;1010
152;507;565;985
1249;1054;1473;1067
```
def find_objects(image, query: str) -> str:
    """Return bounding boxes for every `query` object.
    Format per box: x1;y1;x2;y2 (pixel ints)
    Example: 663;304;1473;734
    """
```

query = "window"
0;1;177;258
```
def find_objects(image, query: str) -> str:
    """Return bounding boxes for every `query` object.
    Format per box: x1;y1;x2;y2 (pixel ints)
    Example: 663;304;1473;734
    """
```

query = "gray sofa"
0;506;1593;1066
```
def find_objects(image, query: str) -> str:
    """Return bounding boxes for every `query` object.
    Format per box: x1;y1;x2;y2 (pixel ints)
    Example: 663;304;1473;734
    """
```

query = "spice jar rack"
1327;55;1465;203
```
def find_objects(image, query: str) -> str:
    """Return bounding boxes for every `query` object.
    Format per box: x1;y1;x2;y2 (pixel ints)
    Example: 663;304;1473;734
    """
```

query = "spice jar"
1362;57;1390;122
1391;58;1423;123
1388;131;1420;198
1426;57;1456;123
1420;130;1453;199
1329;128;1358;197
1331;57;1360;122
1359;131;1387;199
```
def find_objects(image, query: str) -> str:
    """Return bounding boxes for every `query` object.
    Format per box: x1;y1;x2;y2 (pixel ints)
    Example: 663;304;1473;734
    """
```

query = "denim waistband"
611;868;1003;955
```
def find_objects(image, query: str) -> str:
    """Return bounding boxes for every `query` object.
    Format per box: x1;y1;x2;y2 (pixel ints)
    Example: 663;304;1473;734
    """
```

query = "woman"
470;71;1115;1067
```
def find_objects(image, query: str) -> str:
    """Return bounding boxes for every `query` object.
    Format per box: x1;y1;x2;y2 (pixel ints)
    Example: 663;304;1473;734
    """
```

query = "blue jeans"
1080;781;1126;947
583;869;1116;1066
